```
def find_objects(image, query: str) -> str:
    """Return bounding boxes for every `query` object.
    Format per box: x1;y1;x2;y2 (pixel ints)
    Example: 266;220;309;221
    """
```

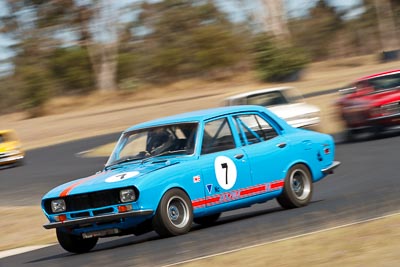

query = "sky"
216;0;362;23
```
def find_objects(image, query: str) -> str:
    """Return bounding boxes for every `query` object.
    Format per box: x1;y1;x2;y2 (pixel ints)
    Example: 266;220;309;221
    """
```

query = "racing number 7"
221;163;228;185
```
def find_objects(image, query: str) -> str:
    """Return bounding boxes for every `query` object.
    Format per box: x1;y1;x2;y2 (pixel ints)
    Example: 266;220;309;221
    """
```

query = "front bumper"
322;161;341;175
368;112;400;123
0;153;24;165
43;209;153;229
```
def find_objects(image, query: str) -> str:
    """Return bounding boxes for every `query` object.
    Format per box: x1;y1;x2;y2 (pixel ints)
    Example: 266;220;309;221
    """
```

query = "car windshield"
365;73;400;91
350;73;400;95
0;131;16;143
105;123;198;167
246;88;302;106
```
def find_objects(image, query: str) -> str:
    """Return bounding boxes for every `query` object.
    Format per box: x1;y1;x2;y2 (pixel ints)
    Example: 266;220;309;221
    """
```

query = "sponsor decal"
192;180;284;208
193;175;201;183
105;171;140;183
206;184;213;194
214;156;237;190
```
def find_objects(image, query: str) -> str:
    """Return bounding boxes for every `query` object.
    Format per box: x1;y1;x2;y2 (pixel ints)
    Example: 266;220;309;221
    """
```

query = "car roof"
125;105;271;131
357;69;400;81
224;86;293;101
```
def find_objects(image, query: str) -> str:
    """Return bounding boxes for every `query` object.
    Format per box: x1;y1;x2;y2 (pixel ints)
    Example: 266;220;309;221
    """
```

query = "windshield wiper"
105;157;143;170
141;150;187;164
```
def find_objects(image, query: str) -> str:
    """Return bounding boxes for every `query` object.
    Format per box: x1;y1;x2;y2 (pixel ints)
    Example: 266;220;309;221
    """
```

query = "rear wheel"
277;164;313;209
153;189;193;237
194;213;221;226
56;229;98;253
343;128;356;142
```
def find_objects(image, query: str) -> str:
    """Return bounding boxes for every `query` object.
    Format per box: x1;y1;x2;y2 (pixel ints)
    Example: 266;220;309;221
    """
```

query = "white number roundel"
214;156;237;190
105;171;140;183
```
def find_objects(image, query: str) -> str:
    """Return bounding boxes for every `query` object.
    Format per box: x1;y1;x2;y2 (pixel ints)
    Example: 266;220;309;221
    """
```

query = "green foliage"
15;65;52;116
50;47;95;94
133;0;249;81
252;34;309;82
289;0;344;60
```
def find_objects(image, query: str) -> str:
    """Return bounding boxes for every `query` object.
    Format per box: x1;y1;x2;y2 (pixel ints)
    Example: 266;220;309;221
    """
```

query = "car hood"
43;158;181;199
0;141;20;153
370;90;400;106
341;89;400;107
268;103;320;120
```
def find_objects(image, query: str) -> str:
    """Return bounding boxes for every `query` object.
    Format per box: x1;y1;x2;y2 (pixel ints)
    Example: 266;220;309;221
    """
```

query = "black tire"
194;213;221;226
371;125;384;139
343;129;356;143
56;229;98;253
153;188;193;237
277;164;313;209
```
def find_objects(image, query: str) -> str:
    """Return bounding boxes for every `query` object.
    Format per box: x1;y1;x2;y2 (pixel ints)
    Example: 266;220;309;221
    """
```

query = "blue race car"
41;105;340;253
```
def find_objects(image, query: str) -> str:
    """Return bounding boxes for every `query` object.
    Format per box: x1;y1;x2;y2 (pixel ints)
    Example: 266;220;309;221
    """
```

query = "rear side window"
201;118;235;154
246;91;288;106
234;114;278;145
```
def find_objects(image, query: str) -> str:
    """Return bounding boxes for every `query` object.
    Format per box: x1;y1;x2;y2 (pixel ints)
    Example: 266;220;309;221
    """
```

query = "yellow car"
0;129;25;166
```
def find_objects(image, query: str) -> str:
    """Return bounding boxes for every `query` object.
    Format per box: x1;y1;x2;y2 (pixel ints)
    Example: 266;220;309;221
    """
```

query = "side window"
201;118;236;154
234;114;278;145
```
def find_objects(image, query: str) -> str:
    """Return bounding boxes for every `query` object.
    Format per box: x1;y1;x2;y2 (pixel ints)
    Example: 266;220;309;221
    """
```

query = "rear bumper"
322;161;341;175
43;209;153;229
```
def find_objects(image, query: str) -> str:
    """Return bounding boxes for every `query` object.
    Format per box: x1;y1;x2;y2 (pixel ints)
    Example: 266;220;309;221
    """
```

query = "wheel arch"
156;185;193;208
284;160;314;182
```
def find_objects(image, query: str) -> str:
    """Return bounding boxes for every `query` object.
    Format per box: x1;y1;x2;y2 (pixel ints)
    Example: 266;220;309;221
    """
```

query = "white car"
223;87;320;129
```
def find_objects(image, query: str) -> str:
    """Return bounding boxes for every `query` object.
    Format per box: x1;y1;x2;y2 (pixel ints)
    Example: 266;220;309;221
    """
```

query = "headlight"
120;189;136;203
51;199;66;213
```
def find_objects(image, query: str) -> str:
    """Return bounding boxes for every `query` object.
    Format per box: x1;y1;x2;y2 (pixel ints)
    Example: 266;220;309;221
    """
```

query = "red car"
337;70;400;140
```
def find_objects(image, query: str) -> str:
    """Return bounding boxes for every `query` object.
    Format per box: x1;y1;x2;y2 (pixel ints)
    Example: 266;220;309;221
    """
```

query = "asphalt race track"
1;131;400;267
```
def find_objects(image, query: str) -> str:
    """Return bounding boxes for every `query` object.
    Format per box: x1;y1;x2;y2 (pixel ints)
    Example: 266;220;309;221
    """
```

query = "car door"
198;117;253;207
232;113;288;191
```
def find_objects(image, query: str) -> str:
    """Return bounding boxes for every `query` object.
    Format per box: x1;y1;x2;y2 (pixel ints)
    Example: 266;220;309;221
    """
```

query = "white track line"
162;211;400;267
0;244;54;259
1;212;399;261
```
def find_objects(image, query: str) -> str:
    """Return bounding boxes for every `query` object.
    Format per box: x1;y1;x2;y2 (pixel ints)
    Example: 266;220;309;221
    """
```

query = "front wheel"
153;188;193;237
277;164;313;209
56;229;98;253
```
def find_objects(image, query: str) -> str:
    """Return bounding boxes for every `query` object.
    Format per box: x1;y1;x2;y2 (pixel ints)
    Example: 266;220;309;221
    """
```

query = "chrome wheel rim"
167;196;189;228
290;169;311;200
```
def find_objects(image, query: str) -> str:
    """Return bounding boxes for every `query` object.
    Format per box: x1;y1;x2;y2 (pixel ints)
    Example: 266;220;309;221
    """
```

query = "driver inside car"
146;127;174;155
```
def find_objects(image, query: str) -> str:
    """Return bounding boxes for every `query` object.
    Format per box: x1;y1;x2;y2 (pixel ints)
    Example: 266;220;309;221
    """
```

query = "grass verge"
177;213;400;267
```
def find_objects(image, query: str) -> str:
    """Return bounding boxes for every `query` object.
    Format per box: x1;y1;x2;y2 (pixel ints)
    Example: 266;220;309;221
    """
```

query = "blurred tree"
130;0;249;81
50;47;95;94
373;0;400;51
260;0;290;40
288;0;344;60
252;34;309;82
341;0;380;56
0;0;122;93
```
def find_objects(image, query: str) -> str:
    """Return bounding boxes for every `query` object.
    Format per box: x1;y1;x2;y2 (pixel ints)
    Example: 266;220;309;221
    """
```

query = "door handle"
234;154;244;159
277;143;287;148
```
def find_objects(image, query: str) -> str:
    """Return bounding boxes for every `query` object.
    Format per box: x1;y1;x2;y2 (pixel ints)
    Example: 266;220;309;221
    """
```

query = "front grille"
44;187;137;214
66;190;120;211
93;207;114;216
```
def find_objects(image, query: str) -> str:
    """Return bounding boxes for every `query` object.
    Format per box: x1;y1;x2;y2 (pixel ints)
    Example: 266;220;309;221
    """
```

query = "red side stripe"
192;196;220;207
192;181;284;208
270;180;284;190
240;184;266;196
